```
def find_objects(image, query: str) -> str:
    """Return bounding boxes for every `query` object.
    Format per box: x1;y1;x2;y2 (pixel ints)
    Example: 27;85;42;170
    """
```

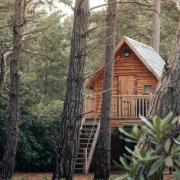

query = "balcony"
84;95;152;121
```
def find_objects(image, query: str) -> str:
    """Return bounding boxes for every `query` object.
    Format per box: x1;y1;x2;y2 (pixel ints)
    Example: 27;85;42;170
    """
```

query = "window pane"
144;85;153;95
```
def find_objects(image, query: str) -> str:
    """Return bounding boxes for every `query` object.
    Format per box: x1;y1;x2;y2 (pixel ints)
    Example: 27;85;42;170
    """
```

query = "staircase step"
75;121;100;173
76;158;84;163
80;130;96;135
80;138;93;141
75;162;84;167
80;139;93;143
75;168;84;173
77;154;89;158
79;143;92;148
80;134;96;139
79;148;91;153
83;121;99;126
75;167;84;170
81;129;96;133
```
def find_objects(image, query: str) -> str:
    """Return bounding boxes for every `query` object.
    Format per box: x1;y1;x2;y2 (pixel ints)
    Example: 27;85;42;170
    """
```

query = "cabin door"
117;76;136;117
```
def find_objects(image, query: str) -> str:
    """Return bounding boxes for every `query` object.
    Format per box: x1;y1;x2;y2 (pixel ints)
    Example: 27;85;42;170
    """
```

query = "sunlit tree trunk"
0;0;25;179
0;51;11;90
149;19;180;117
52;0;89;179
139;4;180;152
94;0;117;179
0;53;6;90
152;0;161;53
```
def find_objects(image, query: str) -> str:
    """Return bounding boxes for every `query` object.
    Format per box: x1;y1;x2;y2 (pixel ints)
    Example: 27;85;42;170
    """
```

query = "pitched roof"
87;36;165;89
115;36;165;79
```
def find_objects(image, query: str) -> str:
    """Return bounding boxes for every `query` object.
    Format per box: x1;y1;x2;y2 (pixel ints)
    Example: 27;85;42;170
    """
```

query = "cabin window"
144;85;153;95
123;48;131;57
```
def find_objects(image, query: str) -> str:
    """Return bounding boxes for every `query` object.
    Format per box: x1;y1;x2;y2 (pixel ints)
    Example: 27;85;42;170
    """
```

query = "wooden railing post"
84;95;152;120
83;148;88;173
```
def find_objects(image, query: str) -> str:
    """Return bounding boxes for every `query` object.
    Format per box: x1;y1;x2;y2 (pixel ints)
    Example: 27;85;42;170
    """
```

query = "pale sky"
61;0;106;15
90;0;106;7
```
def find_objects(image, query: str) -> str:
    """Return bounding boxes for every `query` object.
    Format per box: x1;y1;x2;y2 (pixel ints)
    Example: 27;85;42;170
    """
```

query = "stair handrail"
86;100;101;149
80;117;85;130
86;120;100;172
83;101;102;173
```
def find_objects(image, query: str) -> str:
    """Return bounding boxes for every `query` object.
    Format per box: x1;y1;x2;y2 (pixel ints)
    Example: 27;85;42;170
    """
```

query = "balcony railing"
84;95;152;119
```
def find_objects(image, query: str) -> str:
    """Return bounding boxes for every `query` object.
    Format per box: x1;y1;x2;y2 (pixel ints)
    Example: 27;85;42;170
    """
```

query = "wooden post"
83;148;88;173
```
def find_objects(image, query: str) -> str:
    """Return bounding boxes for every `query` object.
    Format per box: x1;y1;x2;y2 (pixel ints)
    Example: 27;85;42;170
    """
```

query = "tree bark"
93;0;117;179
0;51;12;90
149;20;180;117
0;0;25;179
52;1;89;180
0;53;6;90
152;0;161;53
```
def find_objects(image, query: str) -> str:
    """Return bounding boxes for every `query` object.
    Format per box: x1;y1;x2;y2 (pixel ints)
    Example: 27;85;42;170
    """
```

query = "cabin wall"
94;44;157;93
92;44;158;115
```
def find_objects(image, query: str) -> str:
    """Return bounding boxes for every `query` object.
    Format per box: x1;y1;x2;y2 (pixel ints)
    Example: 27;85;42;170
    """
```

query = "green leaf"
112;160;123;169
174;138;180;145
174;145;180;154
165;156;173;167
174;159;180;167
164;139;172;153
139;115;154;130
125;146;137;158
131;125;140;139
120;157;131;171
153;116;161;130
161;112;174;128
119;128;136;140
139;174;145;180
124;138;137;143
142;126;156;139
148;159;164;177
175;170;180;180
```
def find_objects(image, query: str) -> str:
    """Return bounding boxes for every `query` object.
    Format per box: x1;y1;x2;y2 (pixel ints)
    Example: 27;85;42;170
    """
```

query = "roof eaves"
124;37;160;80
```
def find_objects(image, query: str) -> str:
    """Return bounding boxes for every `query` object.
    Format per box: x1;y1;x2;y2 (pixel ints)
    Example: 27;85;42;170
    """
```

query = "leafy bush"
0;88;63;172
118;113;180;180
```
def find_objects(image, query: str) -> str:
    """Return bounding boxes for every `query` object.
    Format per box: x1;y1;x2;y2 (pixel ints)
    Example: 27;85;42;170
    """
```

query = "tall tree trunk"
0;53;6;90
152;0;161;53
52;0;89;179
0;51;12;90
138;4;180;150
94;0;117;179
149;19;180;117
0;0;24;179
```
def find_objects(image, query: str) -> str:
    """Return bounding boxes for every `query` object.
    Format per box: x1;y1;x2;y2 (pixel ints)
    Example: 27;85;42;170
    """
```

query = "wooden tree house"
75;36;165;173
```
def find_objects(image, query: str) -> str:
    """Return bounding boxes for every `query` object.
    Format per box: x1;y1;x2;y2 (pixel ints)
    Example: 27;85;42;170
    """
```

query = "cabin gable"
91;42;158;96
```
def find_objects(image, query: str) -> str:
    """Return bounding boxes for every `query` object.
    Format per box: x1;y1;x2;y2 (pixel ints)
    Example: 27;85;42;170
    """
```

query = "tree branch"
22;48;69;68
90;1;151;11
60;0;74;11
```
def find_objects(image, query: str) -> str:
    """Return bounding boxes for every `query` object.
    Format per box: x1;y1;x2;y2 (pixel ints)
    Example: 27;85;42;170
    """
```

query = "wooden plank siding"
85;43;158;127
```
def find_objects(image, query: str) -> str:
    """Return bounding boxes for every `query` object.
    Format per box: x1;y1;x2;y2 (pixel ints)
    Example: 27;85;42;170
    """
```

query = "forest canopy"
0;0;179;174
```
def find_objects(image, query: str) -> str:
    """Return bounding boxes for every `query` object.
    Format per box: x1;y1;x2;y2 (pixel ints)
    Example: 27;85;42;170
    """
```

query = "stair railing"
83;101;102;173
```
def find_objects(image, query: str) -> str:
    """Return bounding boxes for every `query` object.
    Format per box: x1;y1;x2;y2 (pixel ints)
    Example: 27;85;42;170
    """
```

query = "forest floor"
14;173;93;180
14;172;174;180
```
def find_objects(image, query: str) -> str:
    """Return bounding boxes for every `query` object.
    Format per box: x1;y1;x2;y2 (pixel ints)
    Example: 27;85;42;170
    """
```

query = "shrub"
117;113;180;180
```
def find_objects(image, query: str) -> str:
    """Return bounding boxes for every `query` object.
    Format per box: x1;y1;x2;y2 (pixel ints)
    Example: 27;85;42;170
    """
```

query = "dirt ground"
14;173;93;180
14;173;174;180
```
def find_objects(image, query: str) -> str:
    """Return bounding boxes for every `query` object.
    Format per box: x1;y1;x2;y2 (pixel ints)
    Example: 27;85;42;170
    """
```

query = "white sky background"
60;0;106;15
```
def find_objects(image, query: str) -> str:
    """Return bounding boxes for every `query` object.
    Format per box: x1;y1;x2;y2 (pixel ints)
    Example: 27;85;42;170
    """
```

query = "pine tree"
52;0;89;179
94;0;117;179
0;0;25;179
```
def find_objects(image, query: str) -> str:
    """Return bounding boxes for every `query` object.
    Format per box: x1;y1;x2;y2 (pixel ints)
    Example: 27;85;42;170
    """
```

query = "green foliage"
0;0;179;173
117;113;180;180
0;86;62;172
0;3;70;172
